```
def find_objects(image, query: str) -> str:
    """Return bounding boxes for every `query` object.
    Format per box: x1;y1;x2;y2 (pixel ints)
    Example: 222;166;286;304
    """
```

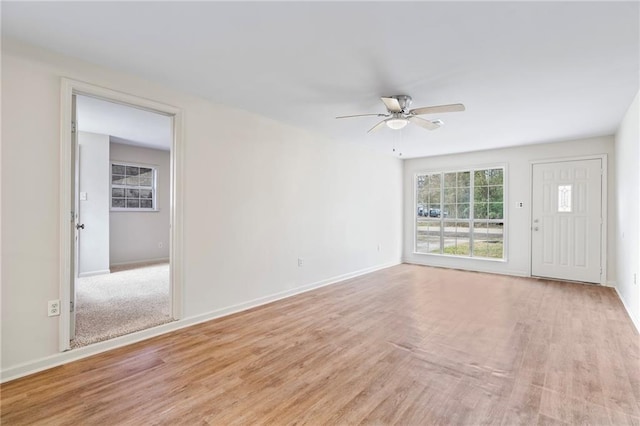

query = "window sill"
110;208;160;212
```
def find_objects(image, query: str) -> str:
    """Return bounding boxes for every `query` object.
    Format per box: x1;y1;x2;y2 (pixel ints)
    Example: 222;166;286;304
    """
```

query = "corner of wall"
613;90;640;334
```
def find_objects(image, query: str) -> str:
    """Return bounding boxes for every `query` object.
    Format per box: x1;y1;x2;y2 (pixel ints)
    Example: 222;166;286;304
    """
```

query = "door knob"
533;226;539;231
76;223;85;230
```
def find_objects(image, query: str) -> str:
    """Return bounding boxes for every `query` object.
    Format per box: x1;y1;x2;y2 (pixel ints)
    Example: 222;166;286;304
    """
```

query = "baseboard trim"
180;259;401;327
614;286;640;334
0;259;401;383
402;258;529;278
110;257;169;267
78;269;111;278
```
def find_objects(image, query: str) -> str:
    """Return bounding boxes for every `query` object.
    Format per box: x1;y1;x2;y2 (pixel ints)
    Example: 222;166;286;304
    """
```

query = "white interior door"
531;159;603;283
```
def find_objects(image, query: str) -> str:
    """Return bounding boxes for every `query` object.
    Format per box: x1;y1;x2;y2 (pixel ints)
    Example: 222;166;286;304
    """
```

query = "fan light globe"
386;118;408;130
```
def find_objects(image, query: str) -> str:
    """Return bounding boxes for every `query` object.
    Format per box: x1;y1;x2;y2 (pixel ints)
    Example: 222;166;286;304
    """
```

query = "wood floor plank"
537;413;569;425
501;382;543;425
1;264;638;425
539;387;612;425
359;378;427;425
608;407;640;426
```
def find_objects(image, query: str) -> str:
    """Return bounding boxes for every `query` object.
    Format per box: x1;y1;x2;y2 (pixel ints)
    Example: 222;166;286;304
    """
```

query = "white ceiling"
2;2;638;158
76;95;172;151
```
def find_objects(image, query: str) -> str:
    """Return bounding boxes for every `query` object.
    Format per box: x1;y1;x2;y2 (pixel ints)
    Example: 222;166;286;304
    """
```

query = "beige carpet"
72;262;173;348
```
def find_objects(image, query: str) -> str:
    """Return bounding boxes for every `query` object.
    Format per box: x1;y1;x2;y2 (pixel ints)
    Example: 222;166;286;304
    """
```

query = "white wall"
0;40;403;376
614;91;639;330
78;132;110;276
403;137;616;281
110;142;170;266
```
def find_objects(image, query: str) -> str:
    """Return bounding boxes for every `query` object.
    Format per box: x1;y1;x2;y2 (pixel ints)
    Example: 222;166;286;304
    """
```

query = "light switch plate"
80;192;87;201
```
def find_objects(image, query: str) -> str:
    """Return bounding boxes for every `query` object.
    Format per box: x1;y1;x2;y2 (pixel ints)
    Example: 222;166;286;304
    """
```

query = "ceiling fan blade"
409;103;466;115
408;116;440;131
380;97;403;113
367;120;388;133
336;113;387;119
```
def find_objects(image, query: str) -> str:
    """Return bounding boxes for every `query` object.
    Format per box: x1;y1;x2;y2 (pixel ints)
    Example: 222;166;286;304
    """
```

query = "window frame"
413;164;507;261
110;161;159;212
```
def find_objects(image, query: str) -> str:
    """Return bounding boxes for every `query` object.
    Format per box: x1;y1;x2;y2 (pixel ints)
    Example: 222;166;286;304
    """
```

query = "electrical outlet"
158;242;164;249
298;258;304;267
48;300;60;317
516;201;524;208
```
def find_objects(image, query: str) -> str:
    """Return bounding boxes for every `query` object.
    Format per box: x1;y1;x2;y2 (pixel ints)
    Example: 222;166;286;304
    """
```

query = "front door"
531;159;603;284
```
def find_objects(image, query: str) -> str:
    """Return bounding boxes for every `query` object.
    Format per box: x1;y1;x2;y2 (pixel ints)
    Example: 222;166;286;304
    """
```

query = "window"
111;162;157;211
416;167;504;259
557;184;572;212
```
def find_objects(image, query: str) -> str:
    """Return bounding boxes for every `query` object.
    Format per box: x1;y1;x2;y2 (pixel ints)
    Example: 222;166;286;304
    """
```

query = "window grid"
416;167;504;259
111;163;157;211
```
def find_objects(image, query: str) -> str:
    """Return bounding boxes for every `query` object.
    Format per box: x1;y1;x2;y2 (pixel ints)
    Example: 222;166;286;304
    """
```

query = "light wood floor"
2;264;639;425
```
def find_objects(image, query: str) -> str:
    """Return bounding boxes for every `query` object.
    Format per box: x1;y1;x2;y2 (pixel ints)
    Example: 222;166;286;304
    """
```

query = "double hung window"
111;163;157;211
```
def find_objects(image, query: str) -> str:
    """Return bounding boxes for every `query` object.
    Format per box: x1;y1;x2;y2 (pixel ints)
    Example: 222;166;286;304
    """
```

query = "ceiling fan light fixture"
386;118;408;130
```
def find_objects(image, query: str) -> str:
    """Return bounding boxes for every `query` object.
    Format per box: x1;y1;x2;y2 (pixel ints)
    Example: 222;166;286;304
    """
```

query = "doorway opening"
72;95;174;347
59;79;183;351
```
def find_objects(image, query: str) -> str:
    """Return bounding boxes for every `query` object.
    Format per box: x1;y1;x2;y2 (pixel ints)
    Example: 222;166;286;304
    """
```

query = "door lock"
76;223;85;230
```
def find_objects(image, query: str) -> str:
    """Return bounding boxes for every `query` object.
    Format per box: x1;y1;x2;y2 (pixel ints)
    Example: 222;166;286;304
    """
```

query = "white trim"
59;80;73;350
109;257;170;267
411;252;507;262
170;111;184;322
600;155;608;285
403;258;529;278
78;269;111;278
412;164;507;260
110;160;158;211
59;78;184;353
614;286;640;334
110;208;161;212
1;260;401;383
412;171;418;256
528;154;608;285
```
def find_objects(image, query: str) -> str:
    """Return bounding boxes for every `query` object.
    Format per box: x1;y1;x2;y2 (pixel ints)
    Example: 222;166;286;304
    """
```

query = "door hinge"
71;121;77;133
70;210;75;222
70;301;74;312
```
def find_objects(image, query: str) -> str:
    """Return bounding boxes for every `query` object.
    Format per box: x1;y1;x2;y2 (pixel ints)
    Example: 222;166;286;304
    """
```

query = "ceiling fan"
336;95;465;133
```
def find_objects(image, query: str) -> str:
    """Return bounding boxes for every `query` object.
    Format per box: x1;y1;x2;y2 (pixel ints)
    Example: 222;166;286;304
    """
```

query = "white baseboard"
614;286;640;334
0;259;401;383
402;258;529;278
180;259;401;327
78;269;111;278
110;257;170;267
605;280;616;288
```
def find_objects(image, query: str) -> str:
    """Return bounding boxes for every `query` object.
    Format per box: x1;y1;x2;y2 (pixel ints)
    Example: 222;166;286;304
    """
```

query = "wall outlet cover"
48;300;60;317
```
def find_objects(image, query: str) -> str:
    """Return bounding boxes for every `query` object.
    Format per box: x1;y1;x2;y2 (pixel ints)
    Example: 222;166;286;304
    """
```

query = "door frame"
529;154;608;285
59;78;184;351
